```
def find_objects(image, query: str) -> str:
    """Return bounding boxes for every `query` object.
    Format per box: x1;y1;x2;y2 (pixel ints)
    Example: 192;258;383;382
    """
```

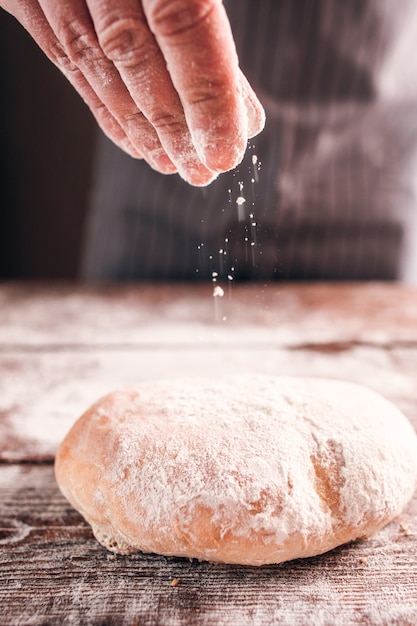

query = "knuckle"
124;108;182;140
124;110;152;133
148;0;217;37
46;39;78;75
93;103;120;133
97;16;149;65
185;77;225;107
54;18;101;66
147;109;183;133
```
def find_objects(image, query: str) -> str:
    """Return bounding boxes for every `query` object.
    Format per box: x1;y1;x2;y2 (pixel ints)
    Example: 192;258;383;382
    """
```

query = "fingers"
3;0;266;185
143;0;264;170
38;0;187;176
239;70;266;139
86;0;216;184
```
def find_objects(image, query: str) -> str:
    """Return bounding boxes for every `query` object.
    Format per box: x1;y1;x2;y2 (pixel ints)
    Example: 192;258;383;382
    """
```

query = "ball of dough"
55;376;417;565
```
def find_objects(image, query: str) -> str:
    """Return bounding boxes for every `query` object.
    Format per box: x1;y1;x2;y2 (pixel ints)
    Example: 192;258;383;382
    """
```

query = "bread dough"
55;375;417;565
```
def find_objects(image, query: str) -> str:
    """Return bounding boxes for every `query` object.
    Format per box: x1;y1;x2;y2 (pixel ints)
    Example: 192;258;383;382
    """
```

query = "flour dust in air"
194;145;262;322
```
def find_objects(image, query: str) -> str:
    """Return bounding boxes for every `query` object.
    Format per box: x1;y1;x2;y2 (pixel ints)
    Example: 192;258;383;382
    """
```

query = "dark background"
0;10;95;279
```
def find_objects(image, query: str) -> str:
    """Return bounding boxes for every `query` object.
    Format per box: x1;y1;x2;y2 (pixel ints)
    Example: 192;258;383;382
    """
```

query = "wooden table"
1;282;417;625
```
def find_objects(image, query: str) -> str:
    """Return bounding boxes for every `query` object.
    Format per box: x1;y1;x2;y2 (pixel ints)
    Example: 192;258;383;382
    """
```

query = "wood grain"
1;465;416;626
1;282;417;625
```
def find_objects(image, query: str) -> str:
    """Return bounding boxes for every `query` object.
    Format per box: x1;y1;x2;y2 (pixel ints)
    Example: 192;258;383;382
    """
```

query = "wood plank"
1;282;417;347
1;346;417;462
1;465;416;626
2;284;417;624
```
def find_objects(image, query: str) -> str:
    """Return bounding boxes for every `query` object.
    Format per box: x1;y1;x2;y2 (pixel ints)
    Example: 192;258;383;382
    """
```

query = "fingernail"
239;71;266;139
246;97;266;139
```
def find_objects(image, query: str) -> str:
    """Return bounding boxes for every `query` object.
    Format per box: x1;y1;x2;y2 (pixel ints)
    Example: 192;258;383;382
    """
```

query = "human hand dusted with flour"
1;0;265;185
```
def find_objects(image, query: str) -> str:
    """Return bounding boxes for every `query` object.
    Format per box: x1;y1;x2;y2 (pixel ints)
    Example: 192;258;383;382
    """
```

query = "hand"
1;0;265;185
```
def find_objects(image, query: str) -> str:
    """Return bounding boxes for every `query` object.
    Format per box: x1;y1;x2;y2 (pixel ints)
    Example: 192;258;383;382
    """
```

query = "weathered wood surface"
1;282;417;625
1;463;416;626
1;282;417;346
